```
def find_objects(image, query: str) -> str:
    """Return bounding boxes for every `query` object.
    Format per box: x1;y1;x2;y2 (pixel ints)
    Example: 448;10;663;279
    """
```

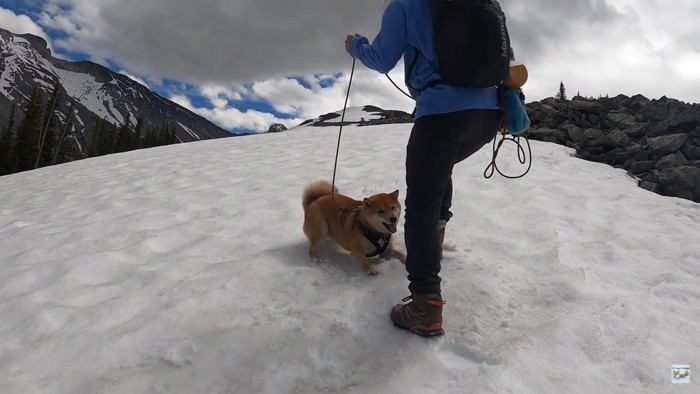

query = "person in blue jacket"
345;0;501;337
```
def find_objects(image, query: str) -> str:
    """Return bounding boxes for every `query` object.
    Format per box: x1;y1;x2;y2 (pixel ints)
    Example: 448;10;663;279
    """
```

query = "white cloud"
27;0;700;128
118;70;149;88
170;93;302;133
37;0;388;85
200;85;244;107
0;7;52;45
509;0;700;102
249;69;415;121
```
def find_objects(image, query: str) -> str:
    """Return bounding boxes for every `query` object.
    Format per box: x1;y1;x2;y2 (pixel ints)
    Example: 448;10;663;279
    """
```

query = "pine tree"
158;124;173;146
13;87;45;172
88;116;103;157
115;122;133;153
88;117;117;157
36;83;61;168
55;136;80;165
555;81;567;101
52;98;77;165
133;115;144;149
144;127;158;149
0;104;17;175
100;121;116;155
169;126;178;144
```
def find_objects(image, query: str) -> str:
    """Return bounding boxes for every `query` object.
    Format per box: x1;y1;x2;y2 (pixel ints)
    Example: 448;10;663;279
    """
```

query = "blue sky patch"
0;0;42;15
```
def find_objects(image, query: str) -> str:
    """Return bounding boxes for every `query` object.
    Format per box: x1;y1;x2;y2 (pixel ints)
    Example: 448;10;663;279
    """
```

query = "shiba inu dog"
302;180;406;275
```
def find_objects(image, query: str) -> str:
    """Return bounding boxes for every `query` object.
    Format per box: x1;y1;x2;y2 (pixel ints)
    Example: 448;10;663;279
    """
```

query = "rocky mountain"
0;28;232;148
526;94;700;203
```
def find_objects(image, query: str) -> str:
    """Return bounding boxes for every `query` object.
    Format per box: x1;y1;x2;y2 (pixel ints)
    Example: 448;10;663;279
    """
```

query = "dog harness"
356;221;391;257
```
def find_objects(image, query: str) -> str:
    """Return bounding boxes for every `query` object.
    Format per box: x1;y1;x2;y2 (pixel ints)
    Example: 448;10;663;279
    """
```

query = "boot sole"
392;320;445;337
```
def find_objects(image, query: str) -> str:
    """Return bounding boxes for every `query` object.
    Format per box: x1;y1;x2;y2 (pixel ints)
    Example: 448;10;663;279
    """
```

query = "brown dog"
302;180;406;275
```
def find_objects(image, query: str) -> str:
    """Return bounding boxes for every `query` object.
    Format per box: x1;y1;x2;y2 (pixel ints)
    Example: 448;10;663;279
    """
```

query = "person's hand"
345;33;361;53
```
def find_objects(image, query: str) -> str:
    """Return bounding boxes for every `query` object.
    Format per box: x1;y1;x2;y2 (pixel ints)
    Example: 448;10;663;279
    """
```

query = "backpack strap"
406;47;445;94
405;48;421;92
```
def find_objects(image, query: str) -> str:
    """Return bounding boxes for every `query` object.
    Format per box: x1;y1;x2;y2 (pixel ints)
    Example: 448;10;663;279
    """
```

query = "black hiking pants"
404;109;500;295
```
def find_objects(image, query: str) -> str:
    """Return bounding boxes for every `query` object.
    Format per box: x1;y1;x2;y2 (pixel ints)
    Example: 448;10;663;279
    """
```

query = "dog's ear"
363;198;373;207
389;189;399;199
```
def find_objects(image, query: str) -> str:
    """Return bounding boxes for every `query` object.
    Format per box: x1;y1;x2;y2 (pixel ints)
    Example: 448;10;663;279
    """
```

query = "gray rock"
639;97;672;122
569;99;607;113
606;111;637;129
633;150;650;161
639;181;662;194
541;97;566;110
647;134;689;156
590;129;630;150
642;170;660;183
655;153;688;170
539;104;559;117
266;123;288;133
620;94;650;111
631;161;656;174
692;126;700;138
680;139;700;160
644;105;699;137
625;143;642;155
603;150;632;164
622;123;647;138
657;166;700;190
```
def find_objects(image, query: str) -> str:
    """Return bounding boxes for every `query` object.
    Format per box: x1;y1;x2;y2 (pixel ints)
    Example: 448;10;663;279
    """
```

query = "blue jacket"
349;0;499;119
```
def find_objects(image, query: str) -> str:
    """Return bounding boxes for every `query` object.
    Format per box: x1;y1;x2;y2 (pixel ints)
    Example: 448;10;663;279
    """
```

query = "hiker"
345;0;511;336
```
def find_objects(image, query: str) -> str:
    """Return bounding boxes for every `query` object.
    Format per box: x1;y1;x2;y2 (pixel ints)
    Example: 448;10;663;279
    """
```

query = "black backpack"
409;0;512;91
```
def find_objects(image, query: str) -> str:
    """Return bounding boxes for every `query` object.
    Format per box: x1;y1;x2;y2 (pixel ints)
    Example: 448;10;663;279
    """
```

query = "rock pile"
526;95;700;203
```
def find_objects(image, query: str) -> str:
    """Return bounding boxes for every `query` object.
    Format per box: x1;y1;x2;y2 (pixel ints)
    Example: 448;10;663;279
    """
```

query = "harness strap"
356;221;391;257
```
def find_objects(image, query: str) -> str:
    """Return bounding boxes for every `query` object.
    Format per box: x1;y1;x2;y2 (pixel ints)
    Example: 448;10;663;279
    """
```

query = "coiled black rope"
483;131;532;179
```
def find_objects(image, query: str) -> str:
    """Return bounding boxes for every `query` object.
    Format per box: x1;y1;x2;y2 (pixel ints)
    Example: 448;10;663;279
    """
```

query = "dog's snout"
390;217;398;224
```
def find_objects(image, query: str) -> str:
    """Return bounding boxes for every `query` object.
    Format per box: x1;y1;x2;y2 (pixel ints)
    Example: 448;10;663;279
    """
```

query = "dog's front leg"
380;244;406;264
350;249;378;275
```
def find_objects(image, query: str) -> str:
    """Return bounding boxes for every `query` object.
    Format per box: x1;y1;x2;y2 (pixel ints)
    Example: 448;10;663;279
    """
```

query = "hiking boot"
390;293;446;337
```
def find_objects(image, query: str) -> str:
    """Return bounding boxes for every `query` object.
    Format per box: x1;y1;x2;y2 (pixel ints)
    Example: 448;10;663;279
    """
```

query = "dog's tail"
302;180;336;208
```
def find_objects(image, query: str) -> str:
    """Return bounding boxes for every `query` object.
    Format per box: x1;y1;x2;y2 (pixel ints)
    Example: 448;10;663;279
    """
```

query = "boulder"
266;123;287;133
647;134;689;156
655;153;688;170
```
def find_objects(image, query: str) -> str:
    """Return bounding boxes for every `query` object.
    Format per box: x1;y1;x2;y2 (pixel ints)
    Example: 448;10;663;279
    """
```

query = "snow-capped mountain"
0;28;232;144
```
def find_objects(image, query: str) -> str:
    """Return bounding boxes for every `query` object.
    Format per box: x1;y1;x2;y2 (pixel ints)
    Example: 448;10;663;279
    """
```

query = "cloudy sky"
1;0;699;133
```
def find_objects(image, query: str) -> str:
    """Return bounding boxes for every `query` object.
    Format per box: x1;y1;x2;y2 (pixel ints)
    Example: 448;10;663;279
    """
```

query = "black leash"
385;73;414;100
483;131;532;179
331;58;356;205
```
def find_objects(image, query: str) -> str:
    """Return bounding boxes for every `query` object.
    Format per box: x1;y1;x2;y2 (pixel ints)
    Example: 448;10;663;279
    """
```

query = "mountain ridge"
0;28;233;151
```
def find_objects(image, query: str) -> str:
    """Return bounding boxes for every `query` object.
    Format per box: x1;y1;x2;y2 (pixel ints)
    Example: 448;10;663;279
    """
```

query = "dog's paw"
395;251;406;264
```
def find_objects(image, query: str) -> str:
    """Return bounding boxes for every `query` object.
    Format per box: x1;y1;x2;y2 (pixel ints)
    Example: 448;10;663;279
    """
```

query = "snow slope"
0;122;699;393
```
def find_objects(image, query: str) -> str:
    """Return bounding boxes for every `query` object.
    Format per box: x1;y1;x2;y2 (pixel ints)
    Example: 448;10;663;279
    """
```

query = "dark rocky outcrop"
298;105;413;128
266;123;288;133
527;95;700;203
